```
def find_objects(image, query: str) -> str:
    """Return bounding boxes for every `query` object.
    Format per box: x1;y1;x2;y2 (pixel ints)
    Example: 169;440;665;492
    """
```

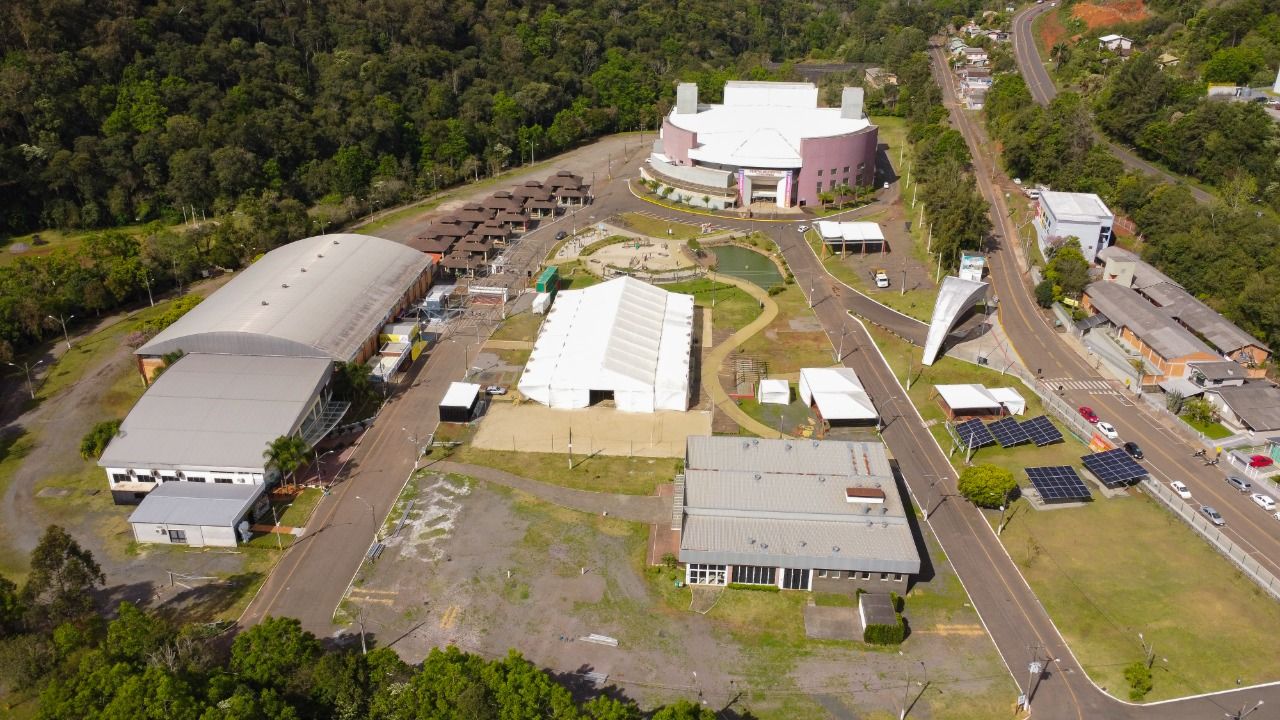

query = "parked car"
1170;481;1192;500
796;225;809;233
1227;475;1252;493
1097;421;1118;440
1078;406;1099;424
486;385;507;396
1200;505;1226;526
874;270;891;289
1250;493;1277;512
554;230;568;240
1123;441;1143;460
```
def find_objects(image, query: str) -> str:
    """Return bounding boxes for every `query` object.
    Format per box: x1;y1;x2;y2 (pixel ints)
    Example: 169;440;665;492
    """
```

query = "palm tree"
817;190;835;209
835;183;852;207
264;435;310;488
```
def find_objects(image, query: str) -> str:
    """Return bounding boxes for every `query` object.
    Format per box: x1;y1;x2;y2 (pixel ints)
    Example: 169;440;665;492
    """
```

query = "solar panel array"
1081;448;1148;488
1020;415;1064;446
988;417;1030;448
954;418;994;449
1026;466;1092;501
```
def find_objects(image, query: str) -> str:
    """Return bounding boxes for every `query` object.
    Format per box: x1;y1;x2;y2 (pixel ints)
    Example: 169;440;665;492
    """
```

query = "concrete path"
430;460;668;524
699;271;787;439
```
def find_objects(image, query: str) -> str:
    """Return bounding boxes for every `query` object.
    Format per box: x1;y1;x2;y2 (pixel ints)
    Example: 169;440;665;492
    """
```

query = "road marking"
349;587;398;597
439;604;460;629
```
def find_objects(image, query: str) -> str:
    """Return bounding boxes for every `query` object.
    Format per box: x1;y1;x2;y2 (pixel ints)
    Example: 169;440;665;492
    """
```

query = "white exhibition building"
518;277;694;413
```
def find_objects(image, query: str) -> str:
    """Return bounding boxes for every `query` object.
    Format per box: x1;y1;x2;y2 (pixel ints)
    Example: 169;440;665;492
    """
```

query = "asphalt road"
1009;3;1214;205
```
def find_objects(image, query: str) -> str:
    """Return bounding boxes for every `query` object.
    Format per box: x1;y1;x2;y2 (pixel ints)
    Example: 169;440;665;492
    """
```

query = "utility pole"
901;269;907;296
567;427;573;469
7;359;43;399
1227;700;1265;719
142;270;154;307
47;313;74;349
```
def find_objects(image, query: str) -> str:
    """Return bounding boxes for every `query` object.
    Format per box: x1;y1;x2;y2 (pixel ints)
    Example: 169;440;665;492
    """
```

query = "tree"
20;526;104;630
651;700;717;720
817;190;835;208
331;361;376;406
1034;278;1055;308
957;465;1017;508
0;575;22;635
1202;46;1266;85
1045;238;1089;299
1183;397;1216;425
1165;390;1185;415
79;419;122;459
263;435;310;487
230;616;322;690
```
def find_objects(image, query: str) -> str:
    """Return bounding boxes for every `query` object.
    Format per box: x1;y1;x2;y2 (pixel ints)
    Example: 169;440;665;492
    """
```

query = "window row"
816;570;904;582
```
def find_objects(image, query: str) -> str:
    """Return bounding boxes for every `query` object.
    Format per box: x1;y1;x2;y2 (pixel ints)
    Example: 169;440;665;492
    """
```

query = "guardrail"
1140;477;1280;601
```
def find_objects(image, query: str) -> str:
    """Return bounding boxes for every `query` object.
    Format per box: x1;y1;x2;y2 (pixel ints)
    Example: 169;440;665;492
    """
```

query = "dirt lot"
471;404;710;458
1072;0;1148;29
347;473;1016;719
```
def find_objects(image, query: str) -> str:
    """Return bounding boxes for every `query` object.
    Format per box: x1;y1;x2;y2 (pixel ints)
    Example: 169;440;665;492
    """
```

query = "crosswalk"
1044;377;1119;395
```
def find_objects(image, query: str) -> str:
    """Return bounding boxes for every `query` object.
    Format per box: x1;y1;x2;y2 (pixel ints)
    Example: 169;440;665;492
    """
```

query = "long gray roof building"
138;234;431;362
679;437;920;574
1083;281;1215;360
128;480;262;528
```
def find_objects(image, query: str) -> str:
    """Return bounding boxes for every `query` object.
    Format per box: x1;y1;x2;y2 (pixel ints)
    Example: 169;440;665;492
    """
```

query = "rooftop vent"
260;300;269;306
760;543;769;549
748;537;756;544
846;487;887;504
281;283;289;288
317;253;324;258
799;541;807;547
832;546;840;552
818;476;826;483
300;268;307;272
880;506;888;515
754;473;762;481
332;239;340;245
785;442;793;451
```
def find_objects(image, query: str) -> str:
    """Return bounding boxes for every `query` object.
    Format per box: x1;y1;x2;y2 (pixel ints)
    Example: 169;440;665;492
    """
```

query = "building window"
843;166;850;173
112;473;130;484
893;573;904;582
733;565;776;585
849;572;857;580
816;182;822;192
817;569;828;578
686;564;727;586
829;571;842;579
189;477;206;483
860;571;871;580
817;169;823;176
781;568;810;590
214;478;233;484
830;168;837;176
160;475;177;483
881;573;890;581
167;529;188;544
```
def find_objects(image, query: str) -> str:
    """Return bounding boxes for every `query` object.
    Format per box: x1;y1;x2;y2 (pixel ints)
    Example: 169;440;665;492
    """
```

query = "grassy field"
614;212;704;241
739;284;837;374
489;312;544;343
276;487;324;527
550;260;601;289
447;445;679;495
996;491;1280;699
0;223;153;268
663;278;760;335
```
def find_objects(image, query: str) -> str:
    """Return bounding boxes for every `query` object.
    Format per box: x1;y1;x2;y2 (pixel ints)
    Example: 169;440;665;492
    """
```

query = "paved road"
925;38;1280;718
1009;3;1214;205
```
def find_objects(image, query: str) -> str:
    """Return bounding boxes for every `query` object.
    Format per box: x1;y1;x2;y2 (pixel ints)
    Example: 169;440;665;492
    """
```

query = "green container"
535;266;559;294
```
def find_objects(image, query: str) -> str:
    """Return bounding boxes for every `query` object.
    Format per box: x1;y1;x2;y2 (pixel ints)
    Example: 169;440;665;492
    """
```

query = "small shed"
129;482;266;548
858;592;898;633
757;378;790;405
439;382;482;423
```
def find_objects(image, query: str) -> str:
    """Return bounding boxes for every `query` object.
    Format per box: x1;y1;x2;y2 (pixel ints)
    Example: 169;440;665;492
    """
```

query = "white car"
1097;421;1119;440
874;270;891;289
796;225;809;233
1250;493;1277;512
486;385;507;396
1170;481;1192;500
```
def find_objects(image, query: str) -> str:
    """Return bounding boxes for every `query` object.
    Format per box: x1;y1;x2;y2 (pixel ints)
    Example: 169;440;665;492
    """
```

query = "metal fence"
1141;477;1280;601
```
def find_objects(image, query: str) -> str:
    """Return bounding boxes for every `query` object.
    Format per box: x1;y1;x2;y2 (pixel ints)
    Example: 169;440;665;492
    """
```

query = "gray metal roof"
860;593;897;626
1189;361;1248;381
679;437;919;574
138;234;431;362
1208;383;1280;431
1040;191;1113;223
1084;282;1215;360
128;481;263;528
100;354;332;473
1143;282;1267;353
1096;246;1177;289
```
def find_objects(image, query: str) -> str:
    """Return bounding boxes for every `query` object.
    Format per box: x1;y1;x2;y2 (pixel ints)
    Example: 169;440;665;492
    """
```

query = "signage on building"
958;253;986;282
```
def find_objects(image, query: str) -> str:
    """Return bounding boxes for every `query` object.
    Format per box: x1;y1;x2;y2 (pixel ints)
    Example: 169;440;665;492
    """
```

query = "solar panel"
954;418;994;449
1081;448;1148;488
1021;415;1064;447
1026;466;1092;501
988;417;1030;447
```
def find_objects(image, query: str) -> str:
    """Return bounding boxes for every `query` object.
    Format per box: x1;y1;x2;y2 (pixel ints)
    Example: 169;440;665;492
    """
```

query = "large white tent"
517;277;694;413
798;368;878;422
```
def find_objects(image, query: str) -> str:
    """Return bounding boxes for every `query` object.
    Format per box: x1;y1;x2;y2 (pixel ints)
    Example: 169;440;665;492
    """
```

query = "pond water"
710;245;782;289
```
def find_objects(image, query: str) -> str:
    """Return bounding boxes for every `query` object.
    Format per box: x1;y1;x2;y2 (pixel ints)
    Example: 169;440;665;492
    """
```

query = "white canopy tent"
798;368;878;422
757;378;791;405
517;277;694;413
815;221;885;253
934;384;1002;416
989;387;1026;416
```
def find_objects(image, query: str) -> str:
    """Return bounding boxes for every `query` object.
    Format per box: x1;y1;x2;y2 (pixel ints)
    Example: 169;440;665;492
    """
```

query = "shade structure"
798;367;877;422
517;277;693;413
757;378;790;405
923;276;988;366
934;384;1002;414
989;387;1026;415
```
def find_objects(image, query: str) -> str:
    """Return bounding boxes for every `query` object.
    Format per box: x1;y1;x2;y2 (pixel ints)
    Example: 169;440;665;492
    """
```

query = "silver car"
1200;505;1226;527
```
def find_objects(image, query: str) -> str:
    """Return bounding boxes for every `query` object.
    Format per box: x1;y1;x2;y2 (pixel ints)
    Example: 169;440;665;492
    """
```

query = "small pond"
710;245;783;289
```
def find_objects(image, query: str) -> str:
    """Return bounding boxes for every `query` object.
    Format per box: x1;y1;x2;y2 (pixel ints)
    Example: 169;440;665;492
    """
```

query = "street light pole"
7;360;43;399
47;313;74;349
354;495;377;541
1227;700;1265;719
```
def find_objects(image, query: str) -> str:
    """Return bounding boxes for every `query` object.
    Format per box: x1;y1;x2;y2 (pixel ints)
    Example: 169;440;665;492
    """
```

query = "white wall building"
129;481;266;548
1033;191;1115;263
518;277;694;413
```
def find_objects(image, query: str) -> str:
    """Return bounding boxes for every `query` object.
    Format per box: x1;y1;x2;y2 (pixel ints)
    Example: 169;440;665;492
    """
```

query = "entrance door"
781;568;810;590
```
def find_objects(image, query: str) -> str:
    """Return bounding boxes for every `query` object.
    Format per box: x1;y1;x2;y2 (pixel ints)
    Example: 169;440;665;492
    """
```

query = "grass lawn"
805;228;937;322
614;212;704;241
276;487;324;527
447;445;679;495
739;284;836;374
0;223;153;268
996;492;1280;699
351;195;450;234
1179;414;1232;440
34;462;138;564
663;278;759;335
550;260;601;289
489;312;544;343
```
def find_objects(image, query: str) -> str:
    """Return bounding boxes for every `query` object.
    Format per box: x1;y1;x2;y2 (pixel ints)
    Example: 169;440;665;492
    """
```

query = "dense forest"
0;526;722;719
0;0;984;360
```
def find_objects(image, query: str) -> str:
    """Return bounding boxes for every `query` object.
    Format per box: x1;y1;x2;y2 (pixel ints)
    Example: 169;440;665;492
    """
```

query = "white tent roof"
758;378;790;405
816;221;885;243
934;384;1001;411
923;276;988;365
517;277;693;413
799;368;878;421
989;387;1026;415
440;382;481;409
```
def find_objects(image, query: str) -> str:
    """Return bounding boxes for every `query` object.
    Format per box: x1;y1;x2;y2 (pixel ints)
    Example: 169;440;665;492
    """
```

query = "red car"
1078;406;1099;424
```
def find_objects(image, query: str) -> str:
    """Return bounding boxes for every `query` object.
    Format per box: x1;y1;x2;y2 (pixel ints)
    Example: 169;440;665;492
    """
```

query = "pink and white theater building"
644;81;878;210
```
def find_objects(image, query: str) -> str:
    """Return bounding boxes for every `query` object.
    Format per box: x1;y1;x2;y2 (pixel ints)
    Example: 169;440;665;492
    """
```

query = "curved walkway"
429;460;668;524
699;271;787;439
